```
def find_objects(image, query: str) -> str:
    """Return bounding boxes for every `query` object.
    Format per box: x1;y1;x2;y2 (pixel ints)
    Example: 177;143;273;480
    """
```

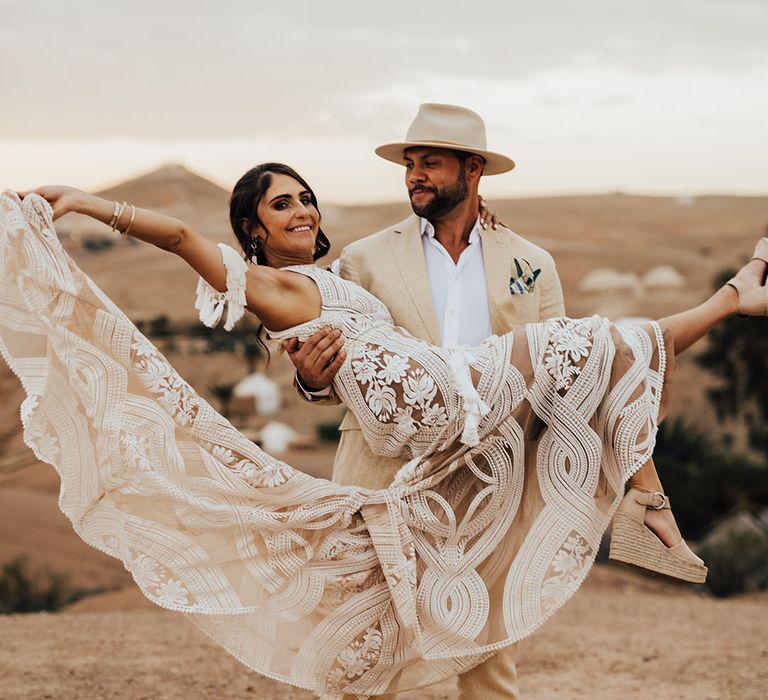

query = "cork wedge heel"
609;488;707;584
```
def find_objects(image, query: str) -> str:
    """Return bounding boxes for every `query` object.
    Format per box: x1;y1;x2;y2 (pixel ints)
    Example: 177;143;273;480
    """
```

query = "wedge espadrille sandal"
609;488;707;584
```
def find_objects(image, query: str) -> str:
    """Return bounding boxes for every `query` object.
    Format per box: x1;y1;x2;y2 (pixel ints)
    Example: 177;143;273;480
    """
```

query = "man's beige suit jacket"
306;214;566;489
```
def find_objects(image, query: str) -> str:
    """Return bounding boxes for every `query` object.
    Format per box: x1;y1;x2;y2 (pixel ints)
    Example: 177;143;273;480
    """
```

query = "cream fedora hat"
375;103;515;175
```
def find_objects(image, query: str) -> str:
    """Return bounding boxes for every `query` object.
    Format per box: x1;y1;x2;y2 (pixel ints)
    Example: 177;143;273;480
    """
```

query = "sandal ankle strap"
631;488;671;510
753;237;768;265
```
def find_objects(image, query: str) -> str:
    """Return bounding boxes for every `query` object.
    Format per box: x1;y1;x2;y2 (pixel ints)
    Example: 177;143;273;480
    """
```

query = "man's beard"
409;171;469;219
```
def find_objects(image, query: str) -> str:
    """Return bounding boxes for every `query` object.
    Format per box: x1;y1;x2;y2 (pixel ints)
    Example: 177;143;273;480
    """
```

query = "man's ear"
466;155;485;181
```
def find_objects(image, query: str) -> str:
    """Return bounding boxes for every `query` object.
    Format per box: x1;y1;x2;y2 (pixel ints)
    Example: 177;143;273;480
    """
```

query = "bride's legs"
658;255;766;356
625;254;767;550
659;285;737;355
629;284;734;547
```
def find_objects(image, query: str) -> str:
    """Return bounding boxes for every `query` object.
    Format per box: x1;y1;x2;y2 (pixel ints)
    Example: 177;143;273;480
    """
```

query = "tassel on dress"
447;349;490;448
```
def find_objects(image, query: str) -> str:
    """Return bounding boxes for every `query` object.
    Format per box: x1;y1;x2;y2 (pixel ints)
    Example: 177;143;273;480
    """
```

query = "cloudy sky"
2;0;767;203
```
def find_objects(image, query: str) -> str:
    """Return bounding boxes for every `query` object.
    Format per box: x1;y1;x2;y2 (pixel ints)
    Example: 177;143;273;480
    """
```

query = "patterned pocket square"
509;258;541;295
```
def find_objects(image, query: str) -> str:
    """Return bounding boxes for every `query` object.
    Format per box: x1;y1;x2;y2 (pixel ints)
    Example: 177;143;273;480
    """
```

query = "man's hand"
282;327;346;391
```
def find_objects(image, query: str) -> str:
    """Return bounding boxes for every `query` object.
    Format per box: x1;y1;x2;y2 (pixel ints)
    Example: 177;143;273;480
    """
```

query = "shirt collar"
420;216;482;245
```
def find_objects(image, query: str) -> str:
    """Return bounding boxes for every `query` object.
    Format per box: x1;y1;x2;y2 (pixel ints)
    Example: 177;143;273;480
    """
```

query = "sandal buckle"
647;491;668;510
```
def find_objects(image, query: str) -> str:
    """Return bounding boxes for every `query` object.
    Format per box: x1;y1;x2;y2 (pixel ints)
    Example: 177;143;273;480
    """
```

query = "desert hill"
96;163;230;211
48;166;237;327
51;166;768;322
55;164;230;241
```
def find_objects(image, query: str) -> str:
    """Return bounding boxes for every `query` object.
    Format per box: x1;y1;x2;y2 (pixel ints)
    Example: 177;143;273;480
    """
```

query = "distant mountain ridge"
96;163;229;212
52;164;768;326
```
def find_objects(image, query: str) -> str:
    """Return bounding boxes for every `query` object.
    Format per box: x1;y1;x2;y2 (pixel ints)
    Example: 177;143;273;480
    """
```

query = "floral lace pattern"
328;626;384;687
132;554;190;606
543;317;594;390
1;192;670;699
541;534;592;613
133;336;199;425
352;343;448;432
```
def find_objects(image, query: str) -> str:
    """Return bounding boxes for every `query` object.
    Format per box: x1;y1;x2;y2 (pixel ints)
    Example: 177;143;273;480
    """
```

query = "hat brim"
375;141;515;176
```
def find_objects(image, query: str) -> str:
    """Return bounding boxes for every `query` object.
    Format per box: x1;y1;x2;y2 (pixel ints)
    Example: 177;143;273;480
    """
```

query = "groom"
284;103;565;699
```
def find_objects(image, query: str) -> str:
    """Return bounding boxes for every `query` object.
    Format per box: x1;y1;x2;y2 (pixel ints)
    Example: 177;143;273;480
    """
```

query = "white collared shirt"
420;217;492;347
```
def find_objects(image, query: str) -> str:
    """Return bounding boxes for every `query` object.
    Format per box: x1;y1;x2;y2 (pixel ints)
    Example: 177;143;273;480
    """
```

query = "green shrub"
209;383;235;418
148;314;173;338
652;418;767;538
316;421;341;443
697;530;768;597
82;237;114;252
0;557;110;614
696;267;768;462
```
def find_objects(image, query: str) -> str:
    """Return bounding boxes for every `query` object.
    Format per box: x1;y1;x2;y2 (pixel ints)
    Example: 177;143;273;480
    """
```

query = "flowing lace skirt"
0;192;671;699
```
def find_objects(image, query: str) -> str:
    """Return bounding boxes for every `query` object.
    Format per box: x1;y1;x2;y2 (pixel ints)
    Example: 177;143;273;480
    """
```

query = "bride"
1;169;765;699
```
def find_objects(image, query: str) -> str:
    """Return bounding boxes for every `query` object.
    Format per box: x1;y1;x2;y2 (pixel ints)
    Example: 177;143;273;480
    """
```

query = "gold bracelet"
107;200;120;229
121;204;137;236
112;201;127;232
111;201;125;230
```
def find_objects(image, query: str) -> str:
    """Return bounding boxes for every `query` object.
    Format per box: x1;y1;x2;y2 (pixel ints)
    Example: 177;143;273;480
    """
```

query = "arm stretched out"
19;186;321;333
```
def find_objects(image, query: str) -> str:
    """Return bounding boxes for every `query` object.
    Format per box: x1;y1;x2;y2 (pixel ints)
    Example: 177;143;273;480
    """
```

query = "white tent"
260;421;298;453
643;265;686;289
233;372;281;415
578;268;640;293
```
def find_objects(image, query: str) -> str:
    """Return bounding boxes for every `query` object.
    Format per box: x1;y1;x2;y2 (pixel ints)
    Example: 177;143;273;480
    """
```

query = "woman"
1;166;765;699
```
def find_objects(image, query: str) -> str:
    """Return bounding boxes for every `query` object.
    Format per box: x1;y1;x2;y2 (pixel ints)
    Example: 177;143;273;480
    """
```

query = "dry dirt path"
1;566;765;700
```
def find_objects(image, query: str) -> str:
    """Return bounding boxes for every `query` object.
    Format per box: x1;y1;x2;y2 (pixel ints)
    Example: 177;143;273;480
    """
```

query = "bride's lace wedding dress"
0;191;671;699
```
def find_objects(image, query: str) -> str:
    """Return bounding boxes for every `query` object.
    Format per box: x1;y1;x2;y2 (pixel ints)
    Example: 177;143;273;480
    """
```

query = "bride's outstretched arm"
21;186;249;293
18;187;320;330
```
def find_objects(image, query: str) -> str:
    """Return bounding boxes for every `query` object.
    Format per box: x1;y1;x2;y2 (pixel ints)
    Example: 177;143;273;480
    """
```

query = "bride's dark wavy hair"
229;162;331;265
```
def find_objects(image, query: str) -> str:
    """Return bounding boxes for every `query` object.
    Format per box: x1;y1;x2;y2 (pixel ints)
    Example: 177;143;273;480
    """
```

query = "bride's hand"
478;195;505;231
17;186;86;221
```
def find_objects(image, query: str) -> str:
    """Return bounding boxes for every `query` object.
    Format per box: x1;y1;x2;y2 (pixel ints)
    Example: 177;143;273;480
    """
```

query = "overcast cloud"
2;0;766;201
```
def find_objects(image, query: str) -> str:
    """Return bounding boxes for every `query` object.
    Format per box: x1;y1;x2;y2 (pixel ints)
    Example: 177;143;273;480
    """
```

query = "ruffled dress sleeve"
194;243;249;331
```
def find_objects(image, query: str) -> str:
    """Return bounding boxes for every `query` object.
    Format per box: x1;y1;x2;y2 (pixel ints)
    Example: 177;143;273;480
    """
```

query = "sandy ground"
1;566;766;700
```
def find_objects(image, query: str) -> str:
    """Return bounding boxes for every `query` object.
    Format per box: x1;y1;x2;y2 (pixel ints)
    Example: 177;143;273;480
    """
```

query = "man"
283;103;565;699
